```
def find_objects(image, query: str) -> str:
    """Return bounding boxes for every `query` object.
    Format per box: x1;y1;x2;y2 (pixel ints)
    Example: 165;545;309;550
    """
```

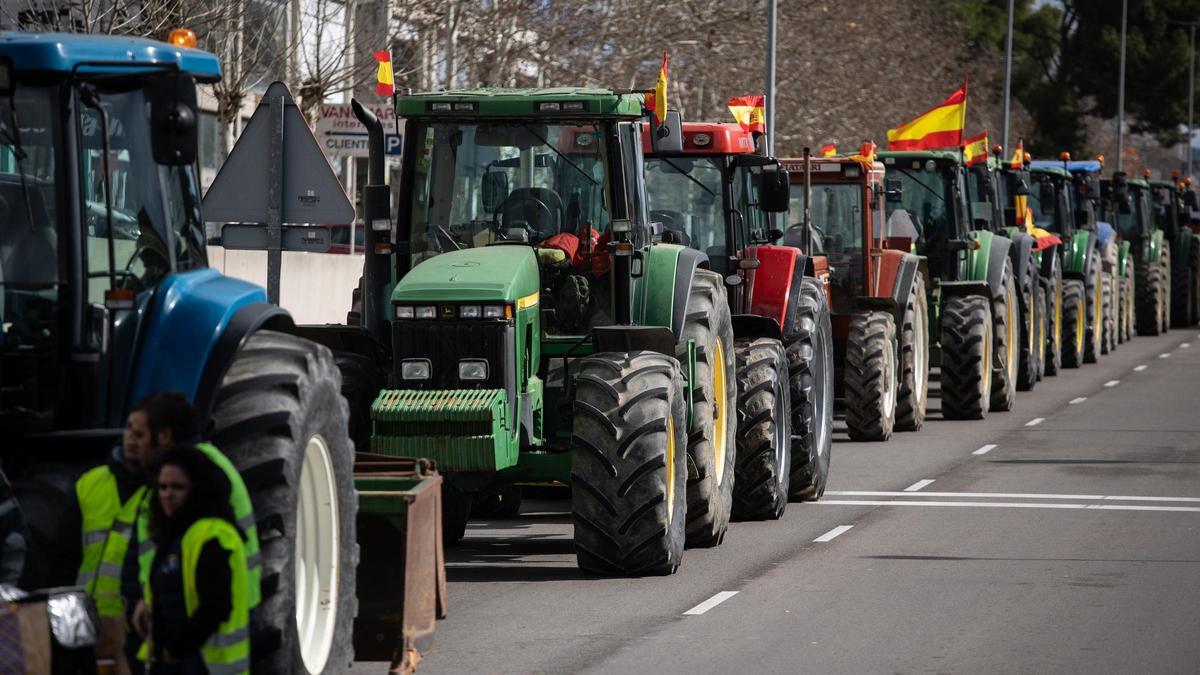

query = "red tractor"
643;123;836;517
780;152;930;441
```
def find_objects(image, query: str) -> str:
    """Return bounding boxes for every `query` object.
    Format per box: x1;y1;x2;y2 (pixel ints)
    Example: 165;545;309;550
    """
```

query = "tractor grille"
391;319;514;392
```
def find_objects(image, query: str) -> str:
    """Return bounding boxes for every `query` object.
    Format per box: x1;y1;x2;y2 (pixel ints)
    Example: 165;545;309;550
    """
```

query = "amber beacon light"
168;28;197;49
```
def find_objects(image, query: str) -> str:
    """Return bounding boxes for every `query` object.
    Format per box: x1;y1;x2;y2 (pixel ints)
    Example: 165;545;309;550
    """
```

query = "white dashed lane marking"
1026;417;1045;427
1105;380;1120;387
1069;397;1087;404
903;479;935;492
1135;365;1148;372
813;525;854;543
683;591;738;616
973;444;998;456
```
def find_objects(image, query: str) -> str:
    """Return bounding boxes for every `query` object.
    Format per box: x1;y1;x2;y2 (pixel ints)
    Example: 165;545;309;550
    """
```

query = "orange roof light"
1023;151;1032;164
1143;169;1151;179
1187;177;1194;186
1059;151;1071;161
991;144;1003;157
1096;155;1105;167
1172;170;1181;180
168;28;197;49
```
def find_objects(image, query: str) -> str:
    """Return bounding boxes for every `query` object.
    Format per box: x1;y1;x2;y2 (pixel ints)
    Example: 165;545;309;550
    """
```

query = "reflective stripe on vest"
137;444;261;609
141;518;250;675
75;467;137;618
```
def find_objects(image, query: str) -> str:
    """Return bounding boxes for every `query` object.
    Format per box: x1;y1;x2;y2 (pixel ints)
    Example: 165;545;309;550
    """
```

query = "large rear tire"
843;311;897;441
1084;253;1103;363
1121;260;1135;342
786;277;834;501
940;295;993;420
990;258;1019;412
895;274;929;432
209;330;357;675
1061;279;1086;368
1034;284;1048;381
731;338;791;520
1044;265;1063;376
1017;257;1040;391
571;352;688;576
1160;244;1172;334
1136;257;1165;336
1101;271;1116;355
681;269;736;548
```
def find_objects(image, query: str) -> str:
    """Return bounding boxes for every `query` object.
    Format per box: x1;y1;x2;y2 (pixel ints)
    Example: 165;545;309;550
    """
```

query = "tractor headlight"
395;305;414;319
401;359;431;381
483;305;506;319
458;359;489;381
415;305;437;319
459;305;481;318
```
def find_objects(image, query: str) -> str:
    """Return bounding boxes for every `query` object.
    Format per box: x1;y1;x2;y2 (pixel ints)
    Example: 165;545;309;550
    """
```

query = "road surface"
357;330;1200;673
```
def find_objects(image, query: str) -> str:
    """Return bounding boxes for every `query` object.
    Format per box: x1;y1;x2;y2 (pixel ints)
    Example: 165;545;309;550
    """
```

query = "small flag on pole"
375;50;394;97
728;95;766;134
819;143;837;157
645;53;669;125
1010;139;1025;169
962;130;989;166
887;82;968;151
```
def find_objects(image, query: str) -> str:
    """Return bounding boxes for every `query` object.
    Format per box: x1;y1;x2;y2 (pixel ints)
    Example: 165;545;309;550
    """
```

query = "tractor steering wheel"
500;195;558;242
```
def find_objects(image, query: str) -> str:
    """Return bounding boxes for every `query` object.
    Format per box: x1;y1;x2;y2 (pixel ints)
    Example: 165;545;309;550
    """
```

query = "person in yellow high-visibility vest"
74;395;159;673
133;445;249;675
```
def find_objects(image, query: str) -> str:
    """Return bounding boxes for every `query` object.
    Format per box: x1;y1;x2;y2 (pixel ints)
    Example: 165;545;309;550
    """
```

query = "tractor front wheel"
940;295;993;420
1034;284;1048;381
1017;258;1040;391
843;311;898;441
1044;266;1063;376
731;338;792;520
209;330;358;675
681;269;737;548
895;274;929;431
1084;253;1103;363
571;351;688;576
1061;279;1086;368
1136;258;1165;336
786;277;834;501
1160;244;1172;334
990;258;1019;412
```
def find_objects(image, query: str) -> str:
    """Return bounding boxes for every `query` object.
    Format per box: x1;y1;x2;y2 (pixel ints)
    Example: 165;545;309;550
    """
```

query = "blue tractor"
0;32;358;673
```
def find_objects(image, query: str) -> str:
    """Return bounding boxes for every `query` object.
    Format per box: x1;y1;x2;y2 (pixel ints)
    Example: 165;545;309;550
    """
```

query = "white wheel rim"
913;303;928;403
296;434;340;674
882;338;897;416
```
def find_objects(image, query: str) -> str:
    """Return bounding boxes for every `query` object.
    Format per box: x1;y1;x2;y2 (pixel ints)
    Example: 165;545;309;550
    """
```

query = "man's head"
126;392;200;471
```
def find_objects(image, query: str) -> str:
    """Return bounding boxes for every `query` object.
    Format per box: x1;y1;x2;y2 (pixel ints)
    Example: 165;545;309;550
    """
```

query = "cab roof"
0;31;220;82
1148;179;1177;189
1030;165;1071;177
878;149;962;165
396;87;644;119
642;122;755;155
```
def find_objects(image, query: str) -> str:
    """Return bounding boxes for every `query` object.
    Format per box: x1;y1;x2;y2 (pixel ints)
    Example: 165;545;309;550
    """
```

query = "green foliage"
940;0;1198;155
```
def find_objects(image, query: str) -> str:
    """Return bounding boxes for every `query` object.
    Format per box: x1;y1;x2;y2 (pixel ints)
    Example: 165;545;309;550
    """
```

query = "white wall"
207;246;363;325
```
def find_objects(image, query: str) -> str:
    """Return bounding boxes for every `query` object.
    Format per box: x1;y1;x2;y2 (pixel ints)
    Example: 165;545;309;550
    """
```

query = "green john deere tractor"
365;89;763;575
880;150;1019;420
1149;178;1200;329
1104;173;1170;336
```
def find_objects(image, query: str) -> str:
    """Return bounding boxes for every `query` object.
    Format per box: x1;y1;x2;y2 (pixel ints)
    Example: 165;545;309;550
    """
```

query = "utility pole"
1116;0;1128;172
1189;23;1196;178
1002;0;1014;156
765;0;777;155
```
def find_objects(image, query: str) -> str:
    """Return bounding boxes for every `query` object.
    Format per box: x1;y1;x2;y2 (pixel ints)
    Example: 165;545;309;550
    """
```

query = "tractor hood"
391;245;540;303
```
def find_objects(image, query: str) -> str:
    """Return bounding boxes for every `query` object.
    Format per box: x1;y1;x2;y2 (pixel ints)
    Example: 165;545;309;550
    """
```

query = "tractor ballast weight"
779;154;929;439
642;121;835;514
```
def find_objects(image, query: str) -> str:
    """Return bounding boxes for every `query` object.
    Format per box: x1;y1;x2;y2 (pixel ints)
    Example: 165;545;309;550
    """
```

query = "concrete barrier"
207;246;362;325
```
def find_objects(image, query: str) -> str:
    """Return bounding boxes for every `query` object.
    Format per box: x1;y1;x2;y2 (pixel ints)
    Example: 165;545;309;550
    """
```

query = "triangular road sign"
202;81;355;224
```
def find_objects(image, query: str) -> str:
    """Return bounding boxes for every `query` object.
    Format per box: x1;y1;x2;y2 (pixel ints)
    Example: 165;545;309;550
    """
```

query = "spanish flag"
645;53;669;125
1010;139;1025;169
886;83;968;151
962;130;989;166
375;50;394;97
1031;226;1062;251
728;95;766;134
819;143;837;157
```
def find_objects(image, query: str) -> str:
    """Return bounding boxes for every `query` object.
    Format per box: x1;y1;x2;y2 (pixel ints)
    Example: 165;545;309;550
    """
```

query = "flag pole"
765;0;777;156
1001;0;1014;156
1116;0;1128;172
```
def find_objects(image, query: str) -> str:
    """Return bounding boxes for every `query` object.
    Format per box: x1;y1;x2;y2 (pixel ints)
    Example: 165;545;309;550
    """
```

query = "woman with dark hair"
132;446;249;675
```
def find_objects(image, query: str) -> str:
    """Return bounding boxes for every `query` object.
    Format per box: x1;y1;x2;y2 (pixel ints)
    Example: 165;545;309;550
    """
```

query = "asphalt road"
356;329;1200;674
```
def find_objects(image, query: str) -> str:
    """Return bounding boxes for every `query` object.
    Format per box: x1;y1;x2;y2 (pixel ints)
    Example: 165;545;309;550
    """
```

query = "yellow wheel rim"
982;319;993;399
1028;290;1036;352
1093;271;1103;346
666;416;676;523
1055;280;1063;346
711;339;728;485
1007;287;1018;383
1075;295;1085;354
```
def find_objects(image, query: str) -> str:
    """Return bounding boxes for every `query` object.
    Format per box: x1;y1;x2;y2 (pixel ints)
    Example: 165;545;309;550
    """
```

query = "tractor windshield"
1116;187;1148;238
643;156;723;252
787;182;863;255
1027;175;1055;231
884;163;955;247
406;120;612;265
79;79;207;303
1152;187;1176;232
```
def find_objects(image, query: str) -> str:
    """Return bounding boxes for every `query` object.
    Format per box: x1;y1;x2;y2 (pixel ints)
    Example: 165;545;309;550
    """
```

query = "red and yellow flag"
728;95;766;134
886;83;968;151
375;50;394;97
1010;139;1025;169
962;130;989;166
645;53;669;124
818;142;837;157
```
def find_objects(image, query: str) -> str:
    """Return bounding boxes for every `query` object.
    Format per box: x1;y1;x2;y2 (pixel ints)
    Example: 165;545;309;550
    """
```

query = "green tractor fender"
1118;240;1132;277
630;243;709;342
1149;229;1165;264
1172;231;1192;267
1063;230;1096;281
964;229;1014;298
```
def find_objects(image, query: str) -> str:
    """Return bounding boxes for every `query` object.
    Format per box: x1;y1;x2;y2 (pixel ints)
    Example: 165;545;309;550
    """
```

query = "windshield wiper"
656;156;716;197
521;124;598;186
895;167;947;206
3;94;36;232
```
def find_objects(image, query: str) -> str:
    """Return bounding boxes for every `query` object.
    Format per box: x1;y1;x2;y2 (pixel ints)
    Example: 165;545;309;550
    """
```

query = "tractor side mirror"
1112;171;1129;199
1184;190;1198;210
1039;181;1055;215
481;171;509;212
649;110;683;154
757;168;790;213
148;73;198;165
1086;175;1101;200
1014;171;1031;196
884;178;903;202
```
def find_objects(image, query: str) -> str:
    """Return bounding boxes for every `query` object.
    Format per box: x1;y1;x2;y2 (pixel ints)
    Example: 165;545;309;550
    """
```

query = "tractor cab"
1150;179;1184;244
1027;164;1077;239
879;151;970;280
0;32;222;441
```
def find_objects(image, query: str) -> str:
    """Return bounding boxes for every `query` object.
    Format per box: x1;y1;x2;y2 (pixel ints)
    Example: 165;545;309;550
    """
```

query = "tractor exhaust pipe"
352;99;392;345
803;146;813;254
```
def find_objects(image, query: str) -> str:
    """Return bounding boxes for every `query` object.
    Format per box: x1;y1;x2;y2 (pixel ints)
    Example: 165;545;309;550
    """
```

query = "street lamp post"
1002;0;1014;156
765;0;777;156
1116;0;1128;173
